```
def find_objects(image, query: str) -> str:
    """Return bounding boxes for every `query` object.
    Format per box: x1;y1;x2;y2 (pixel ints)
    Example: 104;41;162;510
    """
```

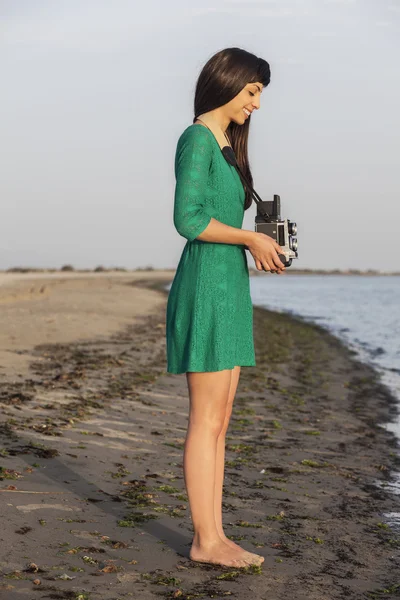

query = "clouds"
0;1;185;51
194;0;309;18
323;0;357;3
2;0;382;55
1;11;133;51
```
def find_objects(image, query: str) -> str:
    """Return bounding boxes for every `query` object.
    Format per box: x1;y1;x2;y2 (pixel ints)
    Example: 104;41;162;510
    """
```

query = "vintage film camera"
222;146;298;269
255;194;298;267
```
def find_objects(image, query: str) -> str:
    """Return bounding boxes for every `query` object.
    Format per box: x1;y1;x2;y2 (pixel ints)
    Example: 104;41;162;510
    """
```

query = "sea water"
250;274;400;527
250;275;400;424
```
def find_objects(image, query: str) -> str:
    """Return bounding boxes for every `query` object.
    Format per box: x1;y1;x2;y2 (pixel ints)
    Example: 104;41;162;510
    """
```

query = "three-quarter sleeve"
173;126;213;242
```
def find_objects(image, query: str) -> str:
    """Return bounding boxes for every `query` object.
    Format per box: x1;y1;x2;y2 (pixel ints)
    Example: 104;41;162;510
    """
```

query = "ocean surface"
250;274;400;419
250;273;400;523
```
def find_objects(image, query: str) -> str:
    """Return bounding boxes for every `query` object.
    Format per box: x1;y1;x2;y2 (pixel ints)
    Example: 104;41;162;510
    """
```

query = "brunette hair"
193;47;271;210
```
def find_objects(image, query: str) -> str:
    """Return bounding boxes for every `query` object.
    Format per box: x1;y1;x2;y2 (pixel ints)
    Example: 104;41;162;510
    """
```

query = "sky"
1;0;399;272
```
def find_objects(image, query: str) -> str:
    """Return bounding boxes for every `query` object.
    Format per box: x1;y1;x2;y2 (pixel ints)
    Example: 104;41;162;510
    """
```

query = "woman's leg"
214;367;264;563
214;365;241;538
184;369;257;567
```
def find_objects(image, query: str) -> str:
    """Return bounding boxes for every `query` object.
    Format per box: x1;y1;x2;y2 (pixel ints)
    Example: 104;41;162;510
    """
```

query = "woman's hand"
246;232;286;274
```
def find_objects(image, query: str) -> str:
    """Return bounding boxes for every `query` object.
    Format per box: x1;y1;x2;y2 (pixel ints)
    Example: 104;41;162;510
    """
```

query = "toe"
233;558;252;568
244;551;264;565
253;554;264;564
247;554;264;566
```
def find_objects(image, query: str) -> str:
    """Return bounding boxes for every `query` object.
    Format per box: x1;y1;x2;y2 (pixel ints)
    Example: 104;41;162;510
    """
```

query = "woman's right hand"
246;232;286;274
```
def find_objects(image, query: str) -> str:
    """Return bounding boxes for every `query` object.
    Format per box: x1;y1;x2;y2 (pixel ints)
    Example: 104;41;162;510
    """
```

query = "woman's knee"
188;412;226;437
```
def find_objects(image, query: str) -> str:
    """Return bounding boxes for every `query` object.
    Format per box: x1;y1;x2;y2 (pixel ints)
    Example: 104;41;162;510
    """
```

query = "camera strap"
221;146;270;218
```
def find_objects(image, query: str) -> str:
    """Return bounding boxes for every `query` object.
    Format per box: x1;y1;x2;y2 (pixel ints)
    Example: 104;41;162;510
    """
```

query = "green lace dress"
166;124;256;374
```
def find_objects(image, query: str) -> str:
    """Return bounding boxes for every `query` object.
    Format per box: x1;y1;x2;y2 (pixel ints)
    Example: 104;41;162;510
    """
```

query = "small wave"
370;346;386;357
382;366;400;375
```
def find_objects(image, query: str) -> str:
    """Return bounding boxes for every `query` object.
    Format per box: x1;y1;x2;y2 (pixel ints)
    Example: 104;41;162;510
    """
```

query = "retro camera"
221;146;298;269
255;194;298;267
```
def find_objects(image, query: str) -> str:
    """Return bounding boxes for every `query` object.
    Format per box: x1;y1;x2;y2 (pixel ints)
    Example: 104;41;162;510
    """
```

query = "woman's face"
225;81;263;125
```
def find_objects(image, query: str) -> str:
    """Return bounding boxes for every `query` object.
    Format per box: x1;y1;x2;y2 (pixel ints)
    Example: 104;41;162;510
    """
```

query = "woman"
166;47;286;568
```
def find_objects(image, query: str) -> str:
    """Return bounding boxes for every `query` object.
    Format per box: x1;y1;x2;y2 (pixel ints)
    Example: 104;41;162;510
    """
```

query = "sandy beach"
1;270;399;600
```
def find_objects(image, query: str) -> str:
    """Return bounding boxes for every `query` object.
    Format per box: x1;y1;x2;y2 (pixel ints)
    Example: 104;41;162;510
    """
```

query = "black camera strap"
221;146;270;219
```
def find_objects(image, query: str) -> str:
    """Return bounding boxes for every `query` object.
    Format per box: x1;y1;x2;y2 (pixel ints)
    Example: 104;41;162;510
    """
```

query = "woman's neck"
197;110;230;133
195;112;232;149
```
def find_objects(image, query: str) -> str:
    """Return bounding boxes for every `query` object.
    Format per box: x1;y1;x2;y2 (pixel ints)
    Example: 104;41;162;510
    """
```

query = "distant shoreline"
250;268;400;276
1;266;399;276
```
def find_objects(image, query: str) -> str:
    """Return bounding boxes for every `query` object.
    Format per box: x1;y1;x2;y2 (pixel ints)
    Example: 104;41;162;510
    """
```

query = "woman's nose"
252;96;261;110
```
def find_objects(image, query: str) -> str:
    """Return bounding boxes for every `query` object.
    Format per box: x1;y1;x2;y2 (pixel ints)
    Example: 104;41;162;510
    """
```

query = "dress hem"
166;361;256;375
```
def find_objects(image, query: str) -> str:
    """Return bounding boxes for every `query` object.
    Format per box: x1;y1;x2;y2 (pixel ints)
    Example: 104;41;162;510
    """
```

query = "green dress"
166;123;256;374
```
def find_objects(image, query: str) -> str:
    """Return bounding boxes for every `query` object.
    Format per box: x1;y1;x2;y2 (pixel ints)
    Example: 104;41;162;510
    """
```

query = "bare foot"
219;534;264;565
190;539;261;568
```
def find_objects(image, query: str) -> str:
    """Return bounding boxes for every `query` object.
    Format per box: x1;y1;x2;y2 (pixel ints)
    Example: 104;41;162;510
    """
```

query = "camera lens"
290;237;298;252
289;222;297;236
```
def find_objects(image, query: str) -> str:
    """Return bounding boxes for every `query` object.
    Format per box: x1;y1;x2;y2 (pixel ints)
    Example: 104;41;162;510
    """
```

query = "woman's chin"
231;115;247;126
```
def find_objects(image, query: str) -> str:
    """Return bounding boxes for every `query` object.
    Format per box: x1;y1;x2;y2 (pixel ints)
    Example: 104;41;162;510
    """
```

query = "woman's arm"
196;218;256;246
196;214;285;275
173;126;213;242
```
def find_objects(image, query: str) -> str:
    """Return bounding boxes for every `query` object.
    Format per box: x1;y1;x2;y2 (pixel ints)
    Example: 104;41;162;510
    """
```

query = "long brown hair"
193;47;271;210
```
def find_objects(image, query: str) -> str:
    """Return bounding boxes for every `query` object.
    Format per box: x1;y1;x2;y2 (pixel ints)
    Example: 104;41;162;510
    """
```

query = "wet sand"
0;270;399;600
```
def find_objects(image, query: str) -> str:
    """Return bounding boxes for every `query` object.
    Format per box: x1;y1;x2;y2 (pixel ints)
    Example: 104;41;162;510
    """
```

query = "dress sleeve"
173;126;213;242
